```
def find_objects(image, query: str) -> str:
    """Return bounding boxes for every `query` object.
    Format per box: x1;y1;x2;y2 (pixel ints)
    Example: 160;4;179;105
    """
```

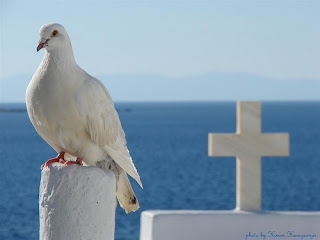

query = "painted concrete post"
208;101;289;210
39;163;116;240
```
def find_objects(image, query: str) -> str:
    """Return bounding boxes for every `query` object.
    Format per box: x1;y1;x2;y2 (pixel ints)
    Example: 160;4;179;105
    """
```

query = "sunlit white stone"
208;101;289;210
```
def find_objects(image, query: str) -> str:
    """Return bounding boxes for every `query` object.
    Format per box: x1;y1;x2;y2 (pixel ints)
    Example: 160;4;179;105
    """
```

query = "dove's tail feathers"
104;146;143;188
116;169;139;213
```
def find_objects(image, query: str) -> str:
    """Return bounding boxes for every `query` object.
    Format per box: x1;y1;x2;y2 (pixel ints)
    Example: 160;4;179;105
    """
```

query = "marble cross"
208;101;289;210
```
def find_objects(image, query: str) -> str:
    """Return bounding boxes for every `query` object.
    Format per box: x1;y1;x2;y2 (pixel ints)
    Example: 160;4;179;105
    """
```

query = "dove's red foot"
64;157;83;166
41;152;66;170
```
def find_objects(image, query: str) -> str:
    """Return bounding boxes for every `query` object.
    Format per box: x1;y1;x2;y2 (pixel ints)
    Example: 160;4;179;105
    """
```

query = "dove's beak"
37;39;49;52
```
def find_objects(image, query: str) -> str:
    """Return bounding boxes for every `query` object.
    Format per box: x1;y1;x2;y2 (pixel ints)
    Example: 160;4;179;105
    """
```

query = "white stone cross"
208;101;289;211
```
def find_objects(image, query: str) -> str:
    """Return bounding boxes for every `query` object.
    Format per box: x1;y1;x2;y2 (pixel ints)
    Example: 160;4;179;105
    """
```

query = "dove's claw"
64;157;83;166
41;152;66;170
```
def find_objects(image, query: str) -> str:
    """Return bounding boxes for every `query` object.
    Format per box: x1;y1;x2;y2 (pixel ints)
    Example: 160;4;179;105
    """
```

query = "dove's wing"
76;77;142;187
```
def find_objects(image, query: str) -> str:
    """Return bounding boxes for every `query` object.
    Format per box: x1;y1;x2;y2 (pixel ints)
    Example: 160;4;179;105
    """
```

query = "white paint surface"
208;101;289;210
39;163;116;240
140;210;320;240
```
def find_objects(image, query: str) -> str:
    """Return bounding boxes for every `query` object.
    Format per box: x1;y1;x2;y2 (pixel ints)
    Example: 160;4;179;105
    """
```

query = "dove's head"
37;23;71;52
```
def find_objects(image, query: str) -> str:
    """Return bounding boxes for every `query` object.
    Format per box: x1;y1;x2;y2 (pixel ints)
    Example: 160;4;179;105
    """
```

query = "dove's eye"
51;30;59;37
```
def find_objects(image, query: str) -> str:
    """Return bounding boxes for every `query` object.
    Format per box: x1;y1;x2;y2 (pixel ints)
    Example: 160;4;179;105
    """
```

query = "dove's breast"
26;70;90;156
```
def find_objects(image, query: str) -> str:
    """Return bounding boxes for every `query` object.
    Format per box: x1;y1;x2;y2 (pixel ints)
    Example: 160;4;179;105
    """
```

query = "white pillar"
39;163;116;240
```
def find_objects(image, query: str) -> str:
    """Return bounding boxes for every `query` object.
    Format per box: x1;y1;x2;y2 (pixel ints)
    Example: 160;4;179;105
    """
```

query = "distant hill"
100;72;320;102
1;72;319;103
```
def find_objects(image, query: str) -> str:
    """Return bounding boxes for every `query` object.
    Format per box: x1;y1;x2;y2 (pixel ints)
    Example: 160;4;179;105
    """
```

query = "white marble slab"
140;210;320;240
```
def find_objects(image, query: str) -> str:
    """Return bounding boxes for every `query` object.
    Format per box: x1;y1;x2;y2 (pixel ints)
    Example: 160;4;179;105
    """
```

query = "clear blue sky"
1;0;320;102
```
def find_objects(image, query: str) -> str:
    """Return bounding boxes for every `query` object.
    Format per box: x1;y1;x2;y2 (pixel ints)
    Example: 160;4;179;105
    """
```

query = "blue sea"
0;102;319;240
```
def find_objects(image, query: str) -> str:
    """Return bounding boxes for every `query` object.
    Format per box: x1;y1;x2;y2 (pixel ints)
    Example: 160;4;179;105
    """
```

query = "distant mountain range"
1;72;319;103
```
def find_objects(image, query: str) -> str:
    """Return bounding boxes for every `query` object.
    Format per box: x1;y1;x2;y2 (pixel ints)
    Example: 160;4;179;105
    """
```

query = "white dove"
26;23;142;213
